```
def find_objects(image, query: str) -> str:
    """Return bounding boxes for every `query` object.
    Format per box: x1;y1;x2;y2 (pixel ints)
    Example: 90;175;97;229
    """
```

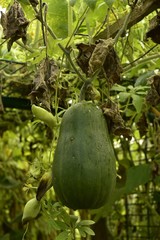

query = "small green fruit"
31;104;57;129
22;197;41;224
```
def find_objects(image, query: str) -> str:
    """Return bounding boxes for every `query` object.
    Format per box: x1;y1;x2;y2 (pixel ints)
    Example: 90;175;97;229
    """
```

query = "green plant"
111;84;150;120
23;201;95;240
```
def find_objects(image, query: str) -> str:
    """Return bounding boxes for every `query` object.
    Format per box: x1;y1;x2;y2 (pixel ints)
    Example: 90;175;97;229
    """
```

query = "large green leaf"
47;0;68;38
125;164;152;193
131;94;143;113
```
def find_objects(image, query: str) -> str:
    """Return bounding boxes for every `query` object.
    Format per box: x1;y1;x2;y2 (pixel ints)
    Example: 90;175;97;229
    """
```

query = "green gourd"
52;101;116;210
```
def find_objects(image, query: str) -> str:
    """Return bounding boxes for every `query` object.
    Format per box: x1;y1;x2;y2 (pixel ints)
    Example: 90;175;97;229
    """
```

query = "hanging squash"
52;101;116;210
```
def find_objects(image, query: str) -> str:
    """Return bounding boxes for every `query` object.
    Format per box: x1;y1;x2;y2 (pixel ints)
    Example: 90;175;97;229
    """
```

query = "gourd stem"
58;44;100;102
79;80;92;102
58;43;86;83
79;69;100;102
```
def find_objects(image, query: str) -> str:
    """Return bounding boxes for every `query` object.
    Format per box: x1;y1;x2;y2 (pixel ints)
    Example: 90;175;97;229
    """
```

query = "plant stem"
66;6;89;48
0;59;27;65
33;6;57;40
58;43;86;83
114;0;139;44
68;1;73;37
123;44;158;69
16;41;34;53
79;80;91;101
123;53;160;72
39;0;46;47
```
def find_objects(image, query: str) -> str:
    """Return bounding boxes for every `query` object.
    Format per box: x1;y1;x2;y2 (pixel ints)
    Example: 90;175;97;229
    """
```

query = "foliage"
1;0;160;239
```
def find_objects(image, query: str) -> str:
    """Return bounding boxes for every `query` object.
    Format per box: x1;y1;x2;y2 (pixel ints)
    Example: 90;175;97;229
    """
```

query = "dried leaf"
146;13;160;44
102;101;131;138
88;38;115;75
77;39;122;86
29;0;39;7
1;0;29;51
76;43;95;75
36;171;53;201
146;74;160;106
102;45;123;85
0;94;4;113
30;58;59;111
88;38;122;85
136;113;148;137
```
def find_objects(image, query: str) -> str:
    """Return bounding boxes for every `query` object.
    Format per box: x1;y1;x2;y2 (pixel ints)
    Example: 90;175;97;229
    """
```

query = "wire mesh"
107;133;160;240
108;186;160;239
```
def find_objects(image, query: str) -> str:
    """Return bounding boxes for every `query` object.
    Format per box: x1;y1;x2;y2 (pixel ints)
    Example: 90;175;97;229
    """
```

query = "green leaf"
104;0;115;8
111;84;126;92
134;71;154;86
48;0;68;38
55;231;68;240
82;226;95;236
84;0;97;10
125;109;136;117
70;215;78;225
119;92;130;102
131;94;143;113
79;220;95;226
51;221;63;231
60;210;71;225
125;164;151;193
54;220;68;231
78;228;87;237
0;176;20;189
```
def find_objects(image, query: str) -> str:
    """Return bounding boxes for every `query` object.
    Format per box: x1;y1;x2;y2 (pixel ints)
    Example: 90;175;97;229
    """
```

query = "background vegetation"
1;0;160;239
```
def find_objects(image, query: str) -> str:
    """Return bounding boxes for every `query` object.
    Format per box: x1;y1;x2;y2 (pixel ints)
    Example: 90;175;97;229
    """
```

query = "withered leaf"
36;171;52;201
102;46;123;85
30;58;59;111
1;0;29;51
76;43;95;75
29;0;39;8
137;113;148;137
146;74;160;106
0;94;4;113
89;38;123;86
76;39;122;86
146;13;160;44
102;100;131;138
88;38;115;75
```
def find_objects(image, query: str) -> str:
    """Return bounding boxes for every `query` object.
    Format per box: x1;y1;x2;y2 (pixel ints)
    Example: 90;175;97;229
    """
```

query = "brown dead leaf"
76;43;95;75
30;58;59;111
137;113;148;137
1;0;29;51
146;74;160;106
102;100;131;138
102;45;123;85
0;94;4;113
88;38;115;75
76;39;122;86
146;13;160;44
29;0;39;8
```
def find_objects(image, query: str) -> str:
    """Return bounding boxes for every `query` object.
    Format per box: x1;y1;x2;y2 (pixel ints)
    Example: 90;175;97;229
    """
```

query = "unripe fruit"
31;104;57;129
22;197;41;224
